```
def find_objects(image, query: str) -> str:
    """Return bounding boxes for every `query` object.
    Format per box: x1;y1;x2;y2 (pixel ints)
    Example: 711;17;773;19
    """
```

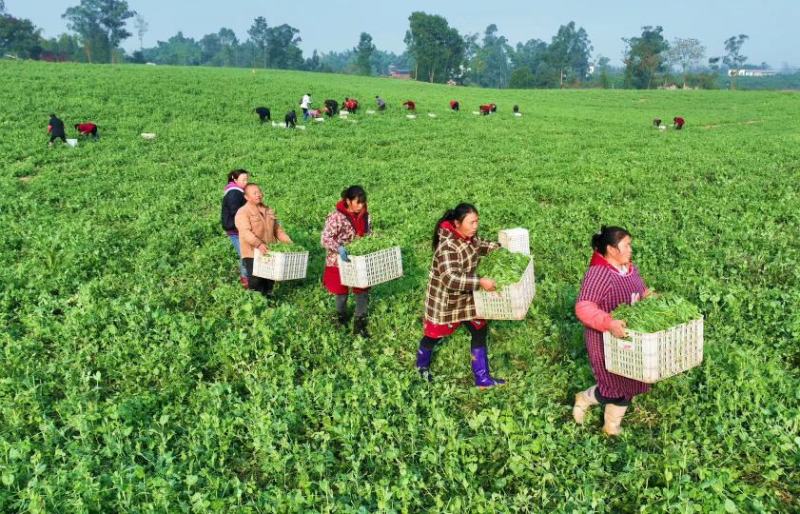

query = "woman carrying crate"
415;203;506;389
221;169;249;288
321;186;371;338
573;226;652;435
235;183;294;298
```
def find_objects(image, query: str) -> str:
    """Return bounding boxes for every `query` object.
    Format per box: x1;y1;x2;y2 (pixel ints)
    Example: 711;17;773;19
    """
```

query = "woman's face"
455;212;479;238
245;186;263;204
235;173;248;188
347;198;364;214
607;235;633;266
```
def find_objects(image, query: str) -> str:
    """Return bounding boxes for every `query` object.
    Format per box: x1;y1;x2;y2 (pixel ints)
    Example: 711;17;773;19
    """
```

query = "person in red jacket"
320;186;371;337
403;100;416;111
449;100;460;111
343;98;359;113
673;116;685;130
75;122;99;139
479;103;497;115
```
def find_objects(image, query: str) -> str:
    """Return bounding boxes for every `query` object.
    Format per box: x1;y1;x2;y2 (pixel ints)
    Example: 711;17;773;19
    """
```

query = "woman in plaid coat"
321;186;372;338
415;203;505;388
573;226;652;435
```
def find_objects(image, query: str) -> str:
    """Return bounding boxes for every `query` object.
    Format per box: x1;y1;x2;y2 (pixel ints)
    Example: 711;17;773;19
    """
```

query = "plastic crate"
252;248;308;281
474;260;536;320
603;318;704;384
498;228;530;255
338;246;403;288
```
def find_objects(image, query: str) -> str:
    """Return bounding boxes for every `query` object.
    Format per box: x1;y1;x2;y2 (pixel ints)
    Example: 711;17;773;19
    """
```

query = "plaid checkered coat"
424;227;499;324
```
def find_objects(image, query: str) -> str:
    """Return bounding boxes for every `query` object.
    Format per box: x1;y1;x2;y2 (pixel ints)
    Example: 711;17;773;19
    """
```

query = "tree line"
0;0;785;90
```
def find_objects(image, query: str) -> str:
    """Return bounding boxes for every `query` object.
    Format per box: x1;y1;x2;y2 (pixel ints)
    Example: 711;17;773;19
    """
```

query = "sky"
8;0;800;68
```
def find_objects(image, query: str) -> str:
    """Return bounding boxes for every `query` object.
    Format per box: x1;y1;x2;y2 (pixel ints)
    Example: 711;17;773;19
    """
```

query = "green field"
1;60;799;512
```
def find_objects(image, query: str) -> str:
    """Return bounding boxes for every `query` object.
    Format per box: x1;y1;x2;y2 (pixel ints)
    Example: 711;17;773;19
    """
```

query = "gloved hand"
337;245;350;263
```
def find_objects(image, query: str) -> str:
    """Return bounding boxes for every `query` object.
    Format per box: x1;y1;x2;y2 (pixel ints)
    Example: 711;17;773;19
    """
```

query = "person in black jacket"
285;110;297;128
324;99;338;117
221;169;250;288
254;107;271;123
47;114;66;146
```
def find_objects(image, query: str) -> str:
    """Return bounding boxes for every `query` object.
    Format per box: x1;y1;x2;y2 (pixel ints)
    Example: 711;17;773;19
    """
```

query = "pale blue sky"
9;1;799;67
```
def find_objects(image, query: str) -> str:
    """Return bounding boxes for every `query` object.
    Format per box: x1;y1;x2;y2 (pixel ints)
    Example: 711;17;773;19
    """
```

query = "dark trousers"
420;323;487;351
49;134;66;143
242;258;274;296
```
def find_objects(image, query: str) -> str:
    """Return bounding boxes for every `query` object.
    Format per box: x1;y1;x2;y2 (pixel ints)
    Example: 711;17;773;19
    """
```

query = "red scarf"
439;220;473;242
589;251;632;274
336;200;369;236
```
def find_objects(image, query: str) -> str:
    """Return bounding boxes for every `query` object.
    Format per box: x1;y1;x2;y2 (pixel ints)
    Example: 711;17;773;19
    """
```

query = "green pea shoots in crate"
573;226;703;437
338;233;403;288
253;242;309;282
473;228;536;320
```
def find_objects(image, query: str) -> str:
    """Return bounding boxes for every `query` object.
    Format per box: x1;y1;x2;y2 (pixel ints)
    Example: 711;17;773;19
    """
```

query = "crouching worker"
324;99;339;117
254;107;271;123
403;100;416;111
415;203;505;389
75;122;99;139
450;100;460;111
673;116;685;130
285;110;297;128
375;96;386;111
321;186;371;338
479;103;497;115
234;184;294;298
573;226;652;436
653;118;662;128
47;114;66;146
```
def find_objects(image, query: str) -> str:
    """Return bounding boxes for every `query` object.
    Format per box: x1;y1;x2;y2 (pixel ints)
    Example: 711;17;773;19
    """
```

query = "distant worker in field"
375;96;386;111
321;186;372;338
220;169;250;288
74;122;99;139
450;100;460;111
234;183;295;298
572;226;653;436
47;114;66;146
343;97;359;113
324;99;339;117
415;203;506;388
479;103;497;115
673;116;685;130
308;108;323;119
512;105;520;114
285;110;297;128
300;92;312;121
254;107;271;123
403;100;416;111
653;118;662;128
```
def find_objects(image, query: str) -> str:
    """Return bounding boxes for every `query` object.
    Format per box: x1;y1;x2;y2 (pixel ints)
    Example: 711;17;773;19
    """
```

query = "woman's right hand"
609;319;627;338
479;278;496;292
258;243;269;255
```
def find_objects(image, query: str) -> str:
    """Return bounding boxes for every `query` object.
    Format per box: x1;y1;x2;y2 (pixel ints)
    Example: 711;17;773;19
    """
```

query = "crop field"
1;60;799;512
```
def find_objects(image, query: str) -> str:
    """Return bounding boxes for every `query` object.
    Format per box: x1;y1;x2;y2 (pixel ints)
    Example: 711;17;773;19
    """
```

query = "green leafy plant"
612;293;702;332
477;248;531;290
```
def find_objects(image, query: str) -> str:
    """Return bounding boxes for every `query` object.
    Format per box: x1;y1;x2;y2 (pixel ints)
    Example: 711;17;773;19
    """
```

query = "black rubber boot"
353;316;370;339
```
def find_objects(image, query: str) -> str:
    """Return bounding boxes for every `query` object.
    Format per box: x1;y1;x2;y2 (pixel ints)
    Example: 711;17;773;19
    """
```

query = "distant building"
388;65;411;80
728;69;777;77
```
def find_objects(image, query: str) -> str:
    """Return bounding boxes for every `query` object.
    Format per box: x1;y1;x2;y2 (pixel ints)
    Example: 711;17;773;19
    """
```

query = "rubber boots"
470;347;506;389
603;404;628;436
416;346;433;382
353;316;370;339
573;385;599;424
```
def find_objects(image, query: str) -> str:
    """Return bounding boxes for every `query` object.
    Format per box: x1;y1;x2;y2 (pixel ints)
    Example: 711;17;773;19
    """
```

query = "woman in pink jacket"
573;226;652;436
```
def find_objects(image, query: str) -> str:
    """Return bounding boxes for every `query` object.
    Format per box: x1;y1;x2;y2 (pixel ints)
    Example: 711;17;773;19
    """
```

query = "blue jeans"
228;234;247;278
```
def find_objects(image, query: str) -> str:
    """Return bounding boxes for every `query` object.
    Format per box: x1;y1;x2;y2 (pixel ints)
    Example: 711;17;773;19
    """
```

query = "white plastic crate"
66;138;78;147
338;246;403;288
603;318;704;384
252;248;308;281
498;228;530;256
474;260;536;320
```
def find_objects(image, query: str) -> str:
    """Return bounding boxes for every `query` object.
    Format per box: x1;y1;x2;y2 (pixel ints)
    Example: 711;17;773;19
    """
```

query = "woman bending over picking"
321;186;372;338
573;226;652;436
415;203;506;388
